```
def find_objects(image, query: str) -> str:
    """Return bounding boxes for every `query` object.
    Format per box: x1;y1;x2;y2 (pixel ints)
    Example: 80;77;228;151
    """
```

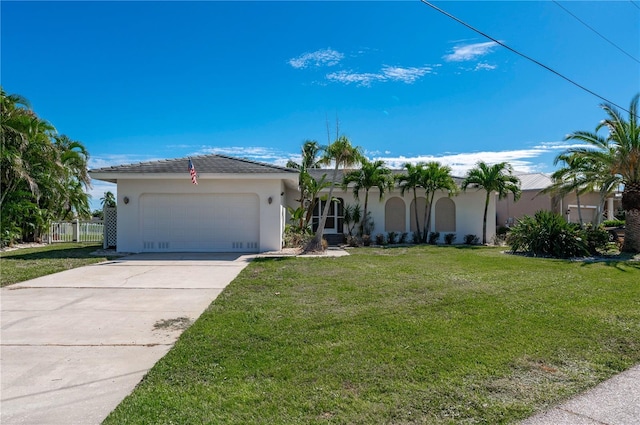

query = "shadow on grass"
0;244;104;261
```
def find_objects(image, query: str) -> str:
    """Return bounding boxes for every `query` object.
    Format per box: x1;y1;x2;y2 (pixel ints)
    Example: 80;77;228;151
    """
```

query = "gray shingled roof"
89;154;298;175
308;168;465;185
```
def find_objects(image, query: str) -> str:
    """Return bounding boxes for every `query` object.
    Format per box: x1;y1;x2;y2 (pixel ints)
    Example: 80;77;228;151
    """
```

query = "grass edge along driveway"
103;246;636;423
0;243;113;287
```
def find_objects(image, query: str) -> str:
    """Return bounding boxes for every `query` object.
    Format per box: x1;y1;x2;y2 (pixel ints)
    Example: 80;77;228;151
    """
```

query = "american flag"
188;158;198;185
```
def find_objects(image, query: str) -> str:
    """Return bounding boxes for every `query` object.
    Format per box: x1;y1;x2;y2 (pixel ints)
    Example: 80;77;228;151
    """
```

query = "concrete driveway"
1;253;252;425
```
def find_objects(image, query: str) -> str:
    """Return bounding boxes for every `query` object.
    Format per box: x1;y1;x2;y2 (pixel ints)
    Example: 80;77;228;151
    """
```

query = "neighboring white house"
496;172;623;227
89;154;495;253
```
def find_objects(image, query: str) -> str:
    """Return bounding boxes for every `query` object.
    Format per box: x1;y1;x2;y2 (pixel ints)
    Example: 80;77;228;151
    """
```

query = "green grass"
0;243;112;287
103;246;640;424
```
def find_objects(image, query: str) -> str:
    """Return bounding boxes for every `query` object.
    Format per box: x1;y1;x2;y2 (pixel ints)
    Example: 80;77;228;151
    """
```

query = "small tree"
305;136;363;252
462;162;521;244
342;158;393;236
100;191;116;208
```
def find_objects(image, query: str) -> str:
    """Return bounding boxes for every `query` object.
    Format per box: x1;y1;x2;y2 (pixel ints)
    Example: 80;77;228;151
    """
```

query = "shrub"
399;232;409;244
362;234;371;246
602;219;625;228
375;233;386;245
464;234;479;245
412;231;421;244
428;232;440;245
444;233;456;245
346;235;360;247
387;231;397;244
506;210;588;258
283;225;312;248
582;225;609;255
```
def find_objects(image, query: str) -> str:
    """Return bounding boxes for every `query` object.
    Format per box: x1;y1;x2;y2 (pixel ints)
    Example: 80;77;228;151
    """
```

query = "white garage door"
140;194;260;252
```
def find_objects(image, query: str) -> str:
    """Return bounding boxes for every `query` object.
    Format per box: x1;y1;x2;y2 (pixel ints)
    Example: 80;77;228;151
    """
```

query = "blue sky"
2;1;639;210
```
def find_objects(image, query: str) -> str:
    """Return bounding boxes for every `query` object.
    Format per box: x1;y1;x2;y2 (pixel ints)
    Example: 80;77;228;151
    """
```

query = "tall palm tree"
420;161;459;242
462;162;521;244
545;153;621;227
561;93;640;252
396;162;426;238
287;140;322;229
305;136;363;252
342;158;393;235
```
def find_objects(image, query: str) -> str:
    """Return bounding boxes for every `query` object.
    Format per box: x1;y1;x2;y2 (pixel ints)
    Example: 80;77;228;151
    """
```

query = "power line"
419;0;633;116
553;0;640;64
630;1;640;11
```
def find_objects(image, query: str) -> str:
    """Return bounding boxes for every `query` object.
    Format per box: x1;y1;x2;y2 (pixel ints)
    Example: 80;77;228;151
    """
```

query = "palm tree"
545;153;621;227
420;161;459;242
101;191;116;208
305;136;363;252
396;162;426;238
561;93;640;252
342;158;393;235
462;162;521;244
287;140;322;229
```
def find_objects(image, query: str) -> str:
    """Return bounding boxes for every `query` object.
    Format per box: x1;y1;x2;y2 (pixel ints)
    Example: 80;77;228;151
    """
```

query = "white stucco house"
89;154;495;253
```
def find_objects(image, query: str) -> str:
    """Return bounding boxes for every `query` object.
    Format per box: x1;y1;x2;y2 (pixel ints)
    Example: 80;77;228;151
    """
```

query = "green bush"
507;211;589;258
583;225;610;255
387;231;397;244
464;234;479;245
444;233;456;245
602;219;625;228
428;231;440;245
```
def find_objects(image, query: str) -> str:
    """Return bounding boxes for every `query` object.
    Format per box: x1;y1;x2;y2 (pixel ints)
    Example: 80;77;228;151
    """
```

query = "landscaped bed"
101;245;639;424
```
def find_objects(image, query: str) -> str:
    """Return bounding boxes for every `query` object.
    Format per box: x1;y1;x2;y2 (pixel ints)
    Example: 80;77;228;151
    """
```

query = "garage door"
140;194;259;252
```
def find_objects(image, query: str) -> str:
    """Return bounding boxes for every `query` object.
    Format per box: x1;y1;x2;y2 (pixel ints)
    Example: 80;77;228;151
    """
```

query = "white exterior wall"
115;178;285;253
326;187;494;244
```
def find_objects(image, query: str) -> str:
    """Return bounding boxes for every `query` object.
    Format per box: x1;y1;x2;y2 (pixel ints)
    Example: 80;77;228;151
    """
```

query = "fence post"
72;219;79;242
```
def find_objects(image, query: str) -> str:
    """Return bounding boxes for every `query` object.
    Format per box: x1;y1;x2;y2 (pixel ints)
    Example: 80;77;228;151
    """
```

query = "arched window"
409;197;427;233
385;197;406;232
435;197;456;232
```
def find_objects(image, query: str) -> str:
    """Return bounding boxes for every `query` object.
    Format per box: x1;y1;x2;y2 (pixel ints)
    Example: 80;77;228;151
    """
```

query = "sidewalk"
520;364;640;425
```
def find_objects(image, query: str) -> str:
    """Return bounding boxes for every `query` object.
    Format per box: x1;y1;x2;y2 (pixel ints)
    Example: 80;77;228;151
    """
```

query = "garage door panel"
140;194;259;252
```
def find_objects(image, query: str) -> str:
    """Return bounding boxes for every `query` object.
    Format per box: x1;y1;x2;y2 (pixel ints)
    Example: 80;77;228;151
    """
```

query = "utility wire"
630;1;640;11
553;0;640;64
419;0;633;116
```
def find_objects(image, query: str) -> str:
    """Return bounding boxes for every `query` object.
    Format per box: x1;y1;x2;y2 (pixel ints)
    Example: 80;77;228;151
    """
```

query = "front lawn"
103;246;640;424
0;243;112;287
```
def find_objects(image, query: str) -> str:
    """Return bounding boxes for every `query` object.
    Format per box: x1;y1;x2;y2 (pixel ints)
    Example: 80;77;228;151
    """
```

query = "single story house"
89;154;495;253
496;172;623;227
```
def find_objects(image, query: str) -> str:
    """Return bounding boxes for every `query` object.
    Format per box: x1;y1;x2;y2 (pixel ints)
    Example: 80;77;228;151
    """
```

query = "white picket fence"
49;221;104;243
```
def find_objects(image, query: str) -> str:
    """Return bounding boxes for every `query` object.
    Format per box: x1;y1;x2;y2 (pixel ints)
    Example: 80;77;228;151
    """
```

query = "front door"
312;198;343;234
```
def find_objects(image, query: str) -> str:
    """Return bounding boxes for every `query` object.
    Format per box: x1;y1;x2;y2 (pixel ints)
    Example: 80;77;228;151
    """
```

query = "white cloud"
288;48;344;69
326;65;434;87
326;70;385;86
444;41;499;62
474;62;497;71
196;146;295;165
88;154;161;170
381;65;434;83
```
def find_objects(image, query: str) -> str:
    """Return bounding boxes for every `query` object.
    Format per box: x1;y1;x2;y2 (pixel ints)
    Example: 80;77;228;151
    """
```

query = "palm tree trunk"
305;164;339;252
361;190;370;236
622;183;640;253
425;192;435;242
413;187;421;238
422;191;430;243
482;192;490;244
576;190;583;228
